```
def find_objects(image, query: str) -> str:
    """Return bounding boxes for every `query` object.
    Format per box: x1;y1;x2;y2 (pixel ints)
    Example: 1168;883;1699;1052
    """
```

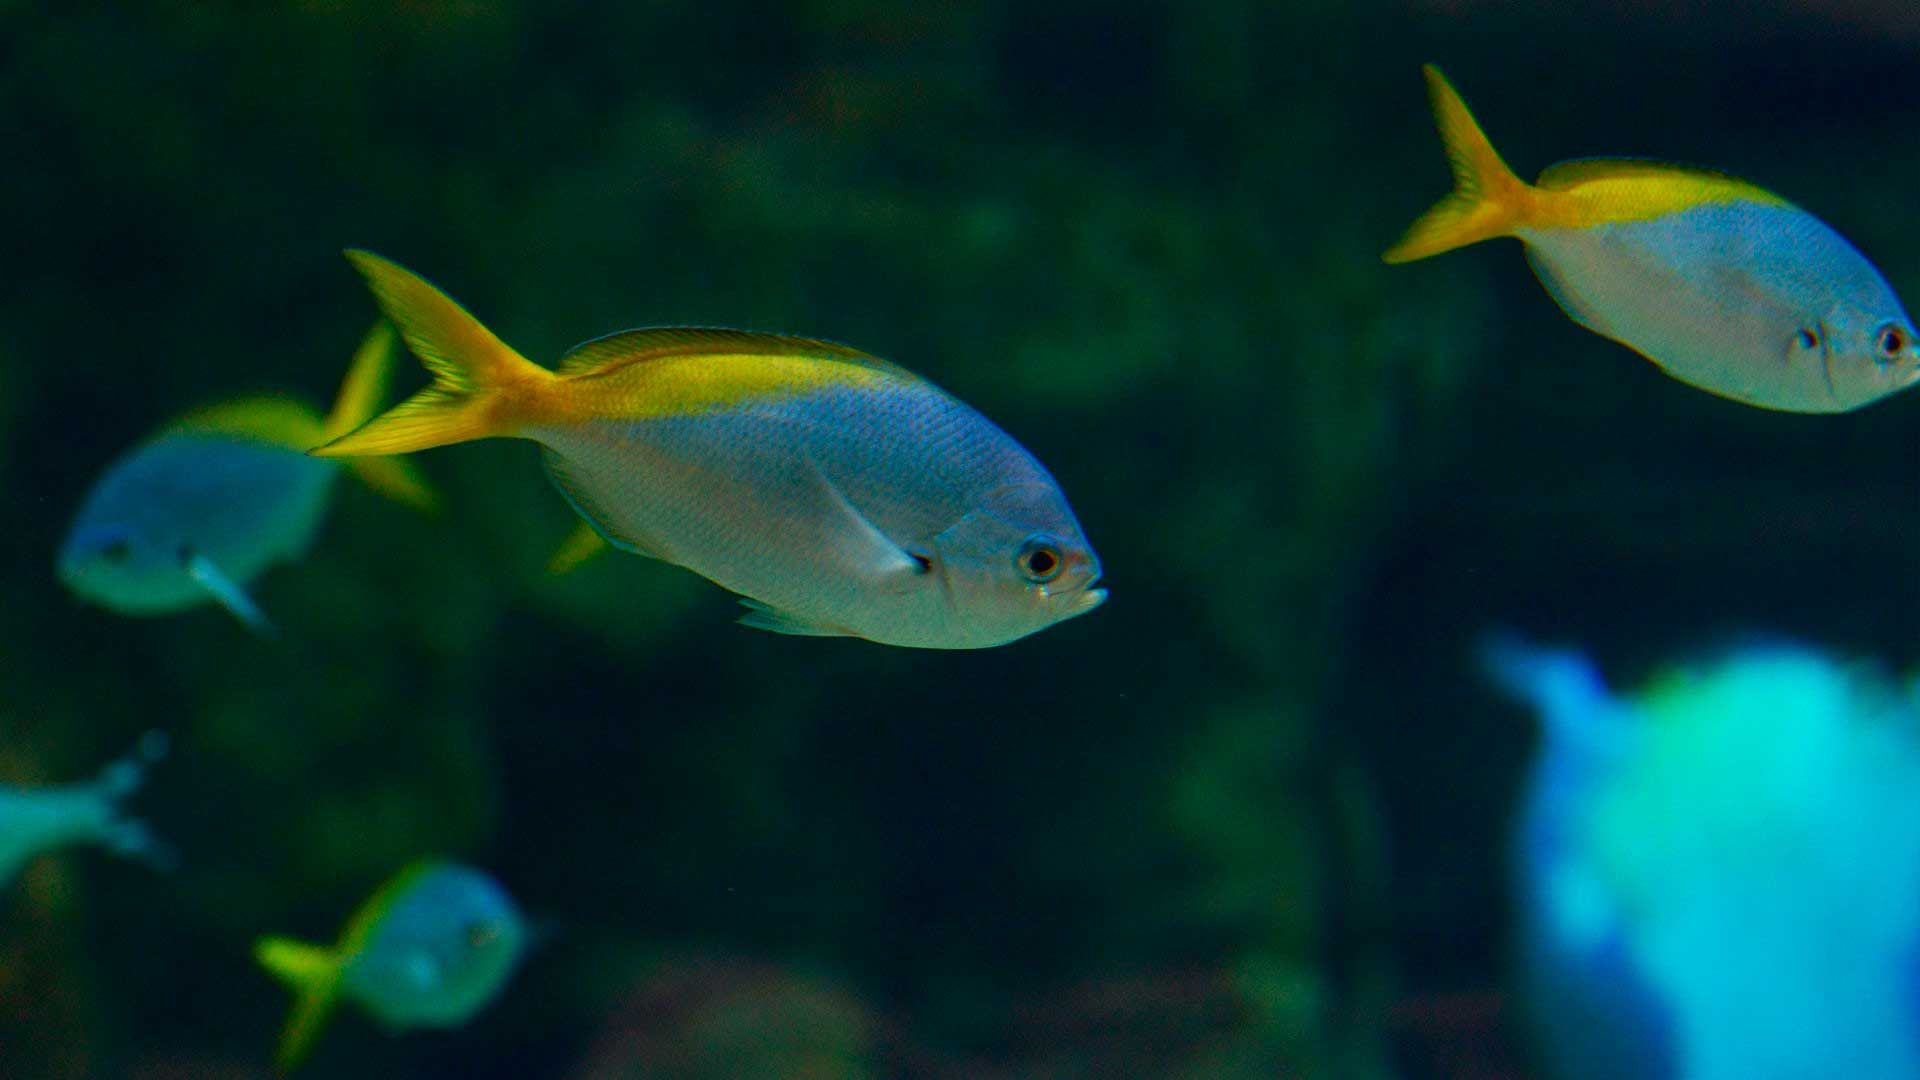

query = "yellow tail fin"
321;322;402;442
310;251;554;459
322;321;441;510
1382;65;1533;264
254;936;343;1073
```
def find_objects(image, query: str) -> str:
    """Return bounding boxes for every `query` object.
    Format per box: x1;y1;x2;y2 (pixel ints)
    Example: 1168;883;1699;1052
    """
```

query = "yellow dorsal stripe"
1524;158;1791;230
545;349;899;423
315;251;916;456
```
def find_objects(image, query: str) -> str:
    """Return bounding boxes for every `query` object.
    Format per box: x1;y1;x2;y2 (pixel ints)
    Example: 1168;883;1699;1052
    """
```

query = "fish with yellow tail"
1386;65;1920;413
313;250;1106;649
254;860;527;1072
59;323;436;634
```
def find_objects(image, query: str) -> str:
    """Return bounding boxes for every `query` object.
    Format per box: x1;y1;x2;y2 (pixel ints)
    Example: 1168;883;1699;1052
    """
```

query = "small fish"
1386;65;1920;412
59;324;436;634
254;860;527;1072
0;731;169;888
312;251;1106;648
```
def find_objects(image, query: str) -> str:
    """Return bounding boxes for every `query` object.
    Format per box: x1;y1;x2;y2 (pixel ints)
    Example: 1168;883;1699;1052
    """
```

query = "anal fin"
737;597;851;638
546;520;610;575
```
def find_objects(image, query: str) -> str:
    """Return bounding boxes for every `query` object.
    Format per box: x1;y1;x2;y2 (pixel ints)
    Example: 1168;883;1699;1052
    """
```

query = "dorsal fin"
555;327;902;379
168;397;325;450
338;860;445;953
1535;157;1786;206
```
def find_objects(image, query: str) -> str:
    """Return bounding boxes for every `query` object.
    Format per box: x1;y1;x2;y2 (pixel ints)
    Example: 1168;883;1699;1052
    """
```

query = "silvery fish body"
341;863;528;1029
537;368;1100;649
60;430;338;616
1386;66;1920;412
317;252;1107;650
58;324;433;633
1521;199;1916;411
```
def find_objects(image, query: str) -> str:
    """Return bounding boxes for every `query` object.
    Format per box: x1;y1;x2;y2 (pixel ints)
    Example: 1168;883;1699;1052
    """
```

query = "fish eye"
1015;538;1064;584
1878;325;1907;358
1796;328;1820;351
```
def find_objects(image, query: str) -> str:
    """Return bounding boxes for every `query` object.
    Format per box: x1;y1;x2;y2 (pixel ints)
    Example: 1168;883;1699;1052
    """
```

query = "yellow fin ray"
311;252;554;459
1383;64;1532;264
346;457;439;512
546;519;611;575
254;936;343;1072
321;322;402;442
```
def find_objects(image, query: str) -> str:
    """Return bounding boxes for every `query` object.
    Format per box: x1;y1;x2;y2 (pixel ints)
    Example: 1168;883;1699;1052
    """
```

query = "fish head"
57;520;186;611
925;482;1105;646
1813;301;1920;410
356;865;528;1025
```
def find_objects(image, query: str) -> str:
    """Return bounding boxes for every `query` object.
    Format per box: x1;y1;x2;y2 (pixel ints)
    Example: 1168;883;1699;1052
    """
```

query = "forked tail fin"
1383;65;1533;263
254;936;344;1073
310;251;554;459
322;321;440;510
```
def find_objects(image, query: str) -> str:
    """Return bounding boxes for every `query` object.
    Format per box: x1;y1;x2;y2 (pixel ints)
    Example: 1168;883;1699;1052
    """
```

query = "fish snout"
1045;549;1106;618
1902;344;1920;387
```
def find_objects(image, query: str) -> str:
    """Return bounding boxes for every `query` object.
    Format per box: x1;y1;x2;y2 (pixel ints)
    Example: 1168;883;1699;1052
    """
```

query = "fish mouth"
1065;571;1107;616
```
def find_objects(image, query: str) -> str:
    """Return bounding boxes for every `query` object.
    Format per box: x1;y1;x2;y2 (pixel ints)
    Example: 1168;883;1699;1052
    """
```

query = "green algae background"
1;3;1917;1077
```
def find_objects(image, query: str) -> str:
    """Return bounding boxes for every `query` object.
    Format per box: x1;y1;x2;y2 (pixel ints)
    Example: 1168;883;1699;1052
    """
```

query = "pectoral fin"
182;551;275;637
801;450;929;591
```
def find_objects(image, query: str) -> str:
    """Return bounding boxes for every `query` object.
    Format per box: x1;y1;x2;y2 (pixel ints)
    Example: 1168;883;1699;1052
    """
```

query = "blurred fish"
254;860;527;1072
313;251;1106;648
1386;65;1920;412
59;324;436;635
1487;637;1920;1080
0;731;169;888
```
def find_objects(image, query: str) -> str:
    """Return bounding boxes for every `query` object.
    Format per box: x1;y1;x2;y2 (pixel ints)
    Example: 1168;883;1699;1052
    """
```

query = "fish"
0;731;169;888
59;323;436;634
1486;637;1920;1080
1385;65;1920;413
254;860;527;1072
312;250;1106;649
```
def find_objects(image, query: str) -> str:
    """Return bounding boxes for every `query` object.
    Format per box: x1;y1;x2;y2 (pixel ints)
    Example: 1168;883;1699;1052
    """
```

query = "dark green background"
3;2;1916;1077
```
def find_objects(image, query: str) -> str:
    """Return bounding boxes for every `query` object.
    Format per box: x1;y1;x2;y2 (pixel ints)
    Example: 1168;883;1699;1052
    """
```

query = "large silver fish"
313;251;1106;649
